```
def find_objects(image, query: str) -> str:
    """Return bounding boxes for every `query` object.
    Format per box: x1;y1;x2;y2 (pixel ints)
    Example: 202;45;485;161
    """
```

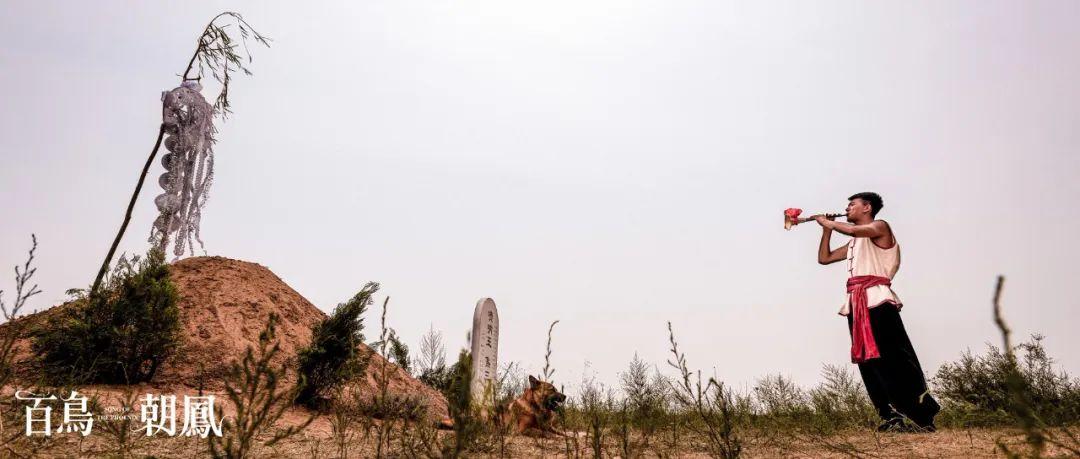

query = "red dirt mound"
3;256;448;421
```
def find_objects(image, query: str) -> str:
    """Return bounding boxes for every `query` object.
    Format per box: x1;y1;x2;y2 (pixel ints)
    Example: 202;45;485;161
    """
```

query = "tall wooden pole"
89;124;166;297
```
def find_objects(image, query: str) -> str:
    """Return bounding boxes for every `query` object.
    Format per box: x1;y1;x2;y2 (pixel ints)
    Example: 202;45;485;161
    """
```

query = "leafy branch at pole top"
90;12;269;297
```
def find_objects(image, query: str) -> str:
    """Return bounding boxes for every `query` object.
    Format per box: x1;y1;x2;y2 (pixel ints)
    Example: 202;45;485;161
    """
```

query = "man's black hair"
848;192;884;218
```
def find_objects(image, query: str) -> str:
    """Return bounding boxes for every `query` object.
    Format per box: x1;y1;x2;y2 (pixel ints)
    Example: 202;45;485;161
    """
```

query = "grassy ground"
7;421;1077;458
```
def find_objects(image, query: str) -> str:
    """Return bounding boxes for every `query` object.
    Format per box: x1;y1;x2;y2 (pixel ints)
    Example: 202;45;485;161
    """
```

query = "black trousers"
846;304;940;426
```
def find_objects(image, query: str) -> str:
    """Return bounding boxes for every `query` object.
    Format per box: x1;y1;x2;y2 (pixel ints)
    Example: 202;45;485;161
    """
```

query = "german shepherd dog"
501;375;568;437
438;375;568;437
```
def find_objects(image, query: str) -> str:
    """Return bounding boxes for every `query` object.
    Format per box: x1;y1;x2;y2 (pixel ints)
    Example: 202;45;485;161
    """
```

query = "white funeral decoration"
470;297;500;409
150;81;217;257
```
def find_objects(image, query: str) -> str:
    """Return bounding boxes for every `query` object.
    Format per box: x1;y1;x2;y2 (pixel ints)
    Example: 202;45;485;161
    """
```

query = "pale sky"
2;1;1078;395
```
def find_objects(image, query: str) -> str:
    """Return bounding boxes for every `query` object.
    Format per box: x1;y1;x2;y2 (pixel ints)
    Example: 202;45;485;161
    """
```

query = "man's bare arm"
818;226;847;265
817;217;887;239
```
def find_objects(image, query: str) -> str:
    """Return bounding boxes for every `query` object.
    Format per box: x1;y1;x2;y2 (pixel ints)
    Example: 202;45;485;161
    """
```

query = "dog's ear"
528;375;540;389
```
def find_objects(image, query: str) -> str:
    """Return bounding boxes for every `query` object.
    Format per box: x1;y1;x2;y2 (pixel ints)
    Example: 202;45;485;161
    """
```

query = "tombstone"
470;297;499;409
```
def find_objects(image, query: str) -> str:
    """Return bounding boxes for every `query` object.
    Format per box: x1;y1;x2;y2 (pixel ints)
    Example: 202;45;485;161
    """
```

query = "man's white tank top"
839;231;903;316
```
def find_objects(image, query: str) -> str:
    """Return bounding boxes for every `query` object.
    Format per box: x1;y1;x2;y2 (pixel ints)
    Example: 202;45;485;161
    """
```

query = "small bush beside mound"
32;249;181;385
294;282;376;409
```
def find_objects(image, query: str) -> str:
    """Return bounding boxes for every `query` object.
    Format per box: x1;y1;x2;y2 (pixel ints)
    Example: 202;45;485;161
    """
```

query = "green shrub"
619;354;669;445
387;330;411;374
419;360;456;396
33;249;180;384
934;334;1080;427
415;326;469;400
295;282;376;409
446;348;484;454
753;374;812;421
807;365;877;430
577;373;612;457
370;326;411;375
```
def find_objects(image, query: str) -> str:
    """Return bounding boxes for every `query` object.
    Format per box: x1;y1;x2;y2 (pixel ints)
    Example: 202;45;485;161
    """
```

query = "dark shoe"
877;417;934;433
910;415;937;433
900;421;936;433
909;410;939;432
876;417;905;432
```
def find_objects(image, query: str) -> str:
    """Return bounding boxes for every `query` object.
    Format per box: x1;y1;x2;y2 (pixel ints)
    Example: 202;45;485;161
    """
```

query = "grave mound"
1;256;448;421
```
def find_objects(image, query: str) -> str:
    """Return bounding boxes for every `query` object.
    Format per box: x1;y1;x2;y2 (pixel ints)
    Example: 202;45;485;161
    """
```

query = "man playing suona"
813;192;940;432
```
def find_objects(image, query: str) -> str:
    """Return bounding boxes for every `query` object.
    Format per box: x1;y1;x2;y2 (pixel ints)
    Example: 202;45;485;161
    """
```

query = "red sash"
846;275;892;363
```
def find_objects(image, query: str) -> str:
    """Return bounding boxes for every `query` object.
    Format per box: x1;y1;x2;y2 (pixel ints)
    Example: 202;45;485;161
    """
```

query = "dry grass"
6;418;1077;458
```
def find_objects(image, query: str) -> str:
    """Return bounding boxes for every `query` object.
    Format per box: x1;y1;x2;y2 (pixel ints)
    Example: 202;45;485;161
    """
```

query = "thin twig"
991;275;1050;457
542;320;559;381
